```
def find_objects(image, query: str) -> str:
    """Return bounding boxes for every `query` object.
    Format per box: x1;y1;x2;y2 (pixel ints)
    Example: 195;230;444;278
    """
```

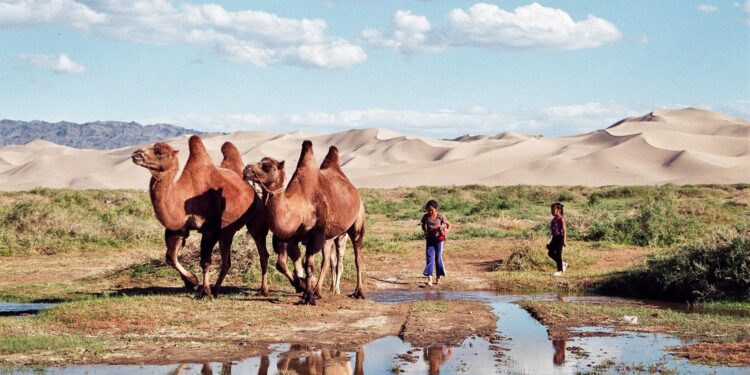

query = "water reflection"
552;339;566;366
268;345;363;375
424;345;453;375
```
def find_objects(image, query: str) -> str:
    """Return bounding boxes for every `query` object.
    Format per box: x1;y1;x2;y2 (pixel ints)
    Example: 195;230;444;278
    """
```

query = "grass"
0;188;161;256
0;335;105;355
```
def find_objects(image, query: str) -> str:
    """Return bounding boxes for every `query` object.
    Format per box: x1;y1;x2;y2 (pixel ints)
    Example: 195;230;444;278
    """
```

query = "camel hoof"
258;287;270;297
196;288;213;300
182;277;199;291
349;290;366;300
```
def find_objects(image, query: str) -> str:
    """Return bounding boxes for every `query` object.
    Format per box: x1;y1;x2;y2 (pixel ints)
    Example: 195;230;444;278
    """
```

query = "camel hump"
186;135;211;167
220;141;244;176
296;139;316;169
320;146;340;170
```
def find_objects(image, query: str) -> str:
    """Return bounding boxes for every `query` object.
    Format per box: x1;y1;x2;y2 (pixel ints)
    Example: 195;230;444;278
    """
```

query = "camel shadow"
109;285;296;303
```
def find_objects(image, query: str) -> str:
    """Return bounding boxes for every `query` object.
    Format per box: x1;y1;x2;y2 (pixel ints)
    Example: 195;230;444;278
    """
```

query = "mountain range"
0;120;202;149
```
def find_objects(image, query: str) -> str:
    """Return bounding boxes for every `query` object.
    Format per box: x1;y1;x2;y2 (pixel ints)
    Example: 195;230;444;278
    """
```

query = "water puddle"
0;302;55;316
6;291;749;374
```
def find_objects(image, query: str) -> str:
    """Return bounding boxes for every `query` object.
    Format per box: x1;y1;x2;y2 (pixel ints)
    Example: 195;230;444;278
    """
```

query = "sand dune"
0;108;747;190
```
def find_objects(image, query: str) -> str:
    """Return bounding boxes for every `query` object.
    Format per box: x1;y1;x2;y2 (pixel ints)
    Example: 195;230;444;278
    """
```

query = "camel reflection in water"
424;344;454;375
173;344;364;375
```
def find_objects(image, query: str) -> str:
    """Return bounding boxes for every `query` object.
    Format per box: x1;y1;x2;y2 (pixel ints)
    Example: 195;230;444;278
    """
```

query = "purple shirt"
550;217;564;236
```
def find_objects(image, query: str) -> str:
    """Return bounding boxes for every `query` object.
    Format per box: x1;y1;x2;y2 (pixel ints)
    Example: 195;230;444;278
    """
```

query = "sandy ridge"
0;108;747;190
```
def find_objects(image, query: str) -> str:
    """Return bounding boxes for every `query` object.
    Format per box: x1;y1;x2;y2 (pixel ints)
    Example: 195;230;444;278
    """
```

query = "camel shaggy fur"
132;135;270;298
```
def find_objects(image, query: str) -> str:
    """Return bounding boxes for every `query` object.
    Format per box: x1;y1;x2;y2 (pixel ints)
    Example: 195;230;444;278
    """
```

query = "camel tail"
320;146;340;170
186;135;212;167
220;142;244;176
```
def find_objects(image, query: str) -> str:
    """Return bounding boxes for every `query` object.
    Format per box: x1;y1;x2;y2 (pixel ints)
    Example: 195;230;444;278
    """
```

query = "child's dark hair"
551;202;564;216
425;199;439;210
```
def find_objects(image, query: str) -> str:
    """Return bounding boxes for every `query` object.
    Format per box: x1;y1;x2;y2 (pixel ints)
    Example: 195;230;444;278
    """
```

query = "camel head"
131;142;179;176
243;157;285;192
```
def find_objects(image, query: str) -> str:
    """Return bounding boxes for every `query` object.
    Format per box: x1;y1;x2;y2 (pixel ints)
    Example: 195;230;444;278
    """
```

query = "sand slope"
0;108;747;190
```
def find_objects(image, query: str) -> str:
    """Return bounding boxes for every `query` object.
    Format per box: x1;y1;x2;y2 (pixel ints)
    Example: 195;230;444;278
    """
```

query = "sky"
0;0;748;137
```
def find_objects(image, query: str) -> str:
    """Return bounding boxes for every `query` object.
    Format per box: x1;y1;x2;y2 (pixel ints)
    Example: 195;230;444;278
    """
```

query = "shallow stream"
4;291;748;374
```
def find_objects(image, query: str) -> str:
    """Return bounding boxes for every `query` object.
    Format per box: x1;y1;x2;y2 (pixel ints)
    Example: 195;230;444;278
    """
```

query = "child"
547;202;568;276
421;200;451;286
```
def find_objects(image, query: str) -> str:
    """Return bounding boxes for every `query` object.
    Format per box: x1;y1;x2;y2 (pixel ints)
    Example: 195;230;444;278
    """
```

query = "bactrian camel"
132;135;270;298
244;141;366;304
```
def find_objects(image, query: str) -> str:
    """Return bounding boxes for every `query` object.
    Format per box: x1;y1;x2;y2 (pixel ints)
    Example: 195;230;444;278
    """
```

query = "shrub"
500;240;550;271
583;195;701;247
597;231;750;302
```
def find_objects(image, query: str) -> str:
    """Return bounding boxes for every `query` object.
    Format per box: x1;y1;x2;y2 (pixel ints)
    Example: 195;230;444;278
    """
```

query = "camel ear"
278;160;285;170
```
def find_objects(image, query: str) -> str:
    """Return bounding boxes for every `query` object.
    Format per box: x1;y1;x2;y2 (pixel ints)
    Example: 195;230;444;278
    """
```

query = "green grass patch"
0;335;105;355
0;189;161;255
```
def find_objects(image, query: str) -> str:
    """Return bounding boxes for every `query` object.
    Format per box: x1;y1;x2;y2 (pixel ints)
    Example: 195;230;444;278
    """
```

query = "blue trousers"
423;241;446;277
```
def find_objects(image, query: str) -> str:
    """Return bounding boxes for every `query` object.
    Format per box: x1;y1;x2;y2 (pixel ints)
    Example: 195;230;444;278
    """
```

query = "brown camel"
132;135;270;298
244;141;366;304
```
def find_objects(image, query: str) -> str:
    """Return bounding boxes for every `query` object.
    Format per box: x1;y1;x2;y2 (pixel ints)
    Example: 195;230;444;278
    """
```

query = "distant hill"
0;120;202;149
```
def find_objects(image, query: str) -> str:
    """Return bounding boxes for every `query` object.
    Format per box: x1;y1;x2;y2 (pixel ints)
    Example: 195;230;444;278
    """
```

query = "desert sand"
0;108;747;191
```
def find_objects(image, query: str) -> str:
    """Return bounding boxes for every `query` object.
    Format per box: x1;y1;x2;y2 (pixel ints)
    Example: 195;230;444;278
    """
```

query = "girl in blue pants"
421;200;452;286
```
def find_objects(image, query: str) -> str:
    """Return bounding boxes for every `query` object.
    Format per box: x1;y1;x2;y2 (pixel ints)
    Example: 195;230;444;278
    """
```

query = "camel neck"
150;169;187;230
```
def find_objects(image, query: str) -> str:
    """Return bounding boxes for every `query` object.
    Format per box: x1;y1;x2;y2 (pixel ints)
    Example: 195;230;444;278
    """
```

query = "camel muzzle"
131;150;146;164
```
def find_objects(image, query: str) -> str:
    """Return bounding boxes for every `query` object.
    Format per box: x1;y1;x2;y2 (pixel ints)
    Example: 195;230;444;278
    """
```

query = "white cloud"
362;2;622;54
448;3;622;50
0;0;365;69
361;10;445;54
20;53;86;74
159;102;644;137
697;4;719;13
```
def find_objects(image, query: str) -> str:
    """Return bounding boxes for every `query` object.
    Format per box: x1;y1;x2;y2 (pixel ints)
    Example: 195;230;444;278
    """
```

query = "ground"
1;186;748;368
1;237;746;367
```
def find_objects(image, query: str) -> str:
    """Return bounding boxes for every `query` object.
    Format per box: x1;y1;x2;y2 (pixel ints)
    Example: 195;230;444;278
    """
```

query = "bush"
597;231;750;302
583;195;701;247
500;240;550;271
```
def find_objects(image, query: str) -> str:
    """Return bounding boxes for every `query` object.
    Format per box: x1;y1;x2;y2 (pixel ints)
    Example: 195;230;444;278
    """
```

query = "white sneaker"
562;262;569;273
553;271;563;277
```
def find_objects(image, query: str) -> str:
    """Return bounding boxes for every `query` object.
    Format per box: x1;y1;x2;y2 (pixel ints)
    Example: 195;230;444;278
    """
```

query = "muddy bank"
0;293;497;366
519;300;750;366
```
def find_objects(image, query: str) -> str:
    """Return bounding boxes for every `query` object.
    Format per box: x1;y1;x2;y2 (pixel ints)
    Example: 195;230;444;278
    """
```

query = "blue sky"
1;0;748;137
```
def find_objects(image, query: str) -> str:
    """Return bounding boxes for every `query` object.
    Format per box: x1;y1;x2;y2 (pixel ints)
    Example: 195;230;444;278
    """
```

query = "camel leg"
164;229;198;291
198;231;219;299
314;239;334;298
331;235;346;294
212;231;235;297
303;232;326;305
251;227;270;297
348;207;367;299
289;241;306;290
273;236;304;293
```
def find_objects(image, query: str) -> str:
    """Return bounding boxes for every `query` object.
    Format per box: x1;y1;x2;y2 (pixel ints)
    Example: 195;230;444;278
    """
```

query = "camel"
132;135;270;298
244;140;366;304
